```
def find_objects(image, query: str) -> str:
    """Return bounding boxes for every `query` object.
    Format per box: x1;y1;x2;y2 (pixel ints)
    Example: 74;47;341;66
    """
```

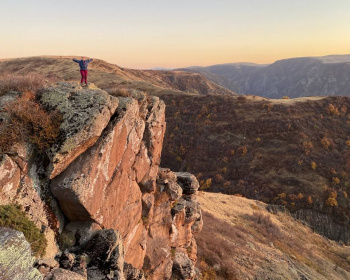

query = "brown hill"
0;56;234;96
197;191;350;280
159;93;350;243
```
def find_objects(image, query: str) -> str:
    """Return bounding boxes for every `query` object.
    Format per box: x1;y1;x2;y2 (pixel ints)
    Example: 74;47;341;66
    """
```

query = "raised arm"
72;59;80;63
88;58;93;62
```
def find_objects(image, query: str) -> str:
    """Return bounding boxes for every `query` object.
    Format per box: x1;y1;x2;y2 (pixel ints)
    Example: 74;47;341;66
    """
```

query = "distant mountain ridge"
178;54;350;98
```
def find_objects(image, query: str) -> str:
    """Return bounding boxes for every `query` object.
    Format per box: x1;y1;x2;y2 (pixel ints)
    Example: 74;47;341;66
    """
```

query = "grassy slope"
0;56;234;96
197;191;350;280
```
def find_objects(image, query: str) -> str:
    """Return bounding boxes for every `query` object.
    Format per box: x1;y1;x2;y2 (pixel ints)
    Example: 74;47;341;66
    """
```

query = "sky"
1;0;350;69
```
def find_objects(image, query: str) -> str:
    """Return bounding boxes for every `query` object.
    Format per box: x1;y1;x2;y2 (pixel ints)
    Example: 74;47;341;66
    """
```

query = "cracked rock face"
0;227;42;280
0;82;202;280
50;92;167;271
39;82;119;179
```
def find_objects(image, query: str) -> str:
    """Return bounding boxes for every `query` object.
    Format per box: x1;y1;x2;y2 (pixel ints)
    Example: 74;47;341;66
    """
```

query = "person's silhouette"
73;57;93;86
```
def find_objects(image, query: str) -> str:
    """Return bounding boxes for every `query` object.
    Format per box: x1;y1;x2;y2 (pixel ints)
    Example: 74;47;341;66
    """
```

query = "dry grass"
196;192;350;280
0;72;46;95
0;90;62;154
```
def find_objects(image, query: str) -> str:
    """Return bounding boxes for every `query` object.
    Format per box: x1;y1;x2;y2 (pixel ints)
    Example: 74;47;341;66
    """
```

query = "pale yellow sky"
1;0;350;69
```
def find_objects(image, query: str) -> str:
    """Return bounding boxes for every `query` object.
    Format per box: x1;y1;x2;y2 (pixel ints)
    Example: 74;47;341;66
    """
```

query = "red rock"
0;155;21;203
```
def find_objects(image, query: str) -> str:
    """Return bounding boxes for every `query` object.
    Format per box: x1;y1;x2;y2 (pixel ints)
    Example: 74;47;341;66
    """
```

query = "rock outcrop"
0;227;42;280
0;82;202;280
39;82;119;179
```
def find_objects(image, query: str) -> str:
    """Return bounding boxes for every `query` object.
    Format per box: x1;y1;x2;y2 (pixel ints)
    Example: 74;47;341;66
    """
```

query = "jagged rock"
144;195;172;277
175;173;199;195
149;258;173;280
45;268;86;280
124;263;146;280
191;212;203;234
13;159;61;259
80;229;124;273
164;181;183;201
58;229;125;280
171;198;186;216
64;221;102;247
59;251;76;270
142;193;155;226
138;97;166;193
0;227;42;280
157;168;177;184
172;251;196;280
36;258;59;276
1;144;63;260
39;82;119;179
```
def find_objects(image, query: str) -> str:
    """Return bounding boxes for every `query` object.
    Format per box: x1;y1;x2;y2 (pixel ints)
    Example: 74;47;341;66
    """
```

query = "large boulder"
0;227;42;280
175;173;200;195
39;82;119;179
51;95;166;270
172;252;196;280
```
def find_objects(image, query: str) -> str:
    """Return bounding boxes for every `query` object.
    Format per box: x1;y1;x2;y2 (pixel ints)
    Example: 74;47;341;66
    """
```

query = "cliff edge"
0;82;202;280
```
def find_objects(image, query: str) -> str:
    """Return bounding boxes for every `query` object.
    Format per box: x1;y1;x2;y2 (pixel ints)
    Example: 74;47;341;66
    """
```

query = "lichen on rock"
0;227;42;280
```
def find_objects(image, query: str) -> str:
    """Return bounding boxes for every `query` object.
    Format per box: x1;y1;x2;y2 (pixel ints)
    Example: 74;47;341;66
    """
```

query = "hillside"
0;56;234;96
179;55;350;98
160;93;350;243
197;191;350;280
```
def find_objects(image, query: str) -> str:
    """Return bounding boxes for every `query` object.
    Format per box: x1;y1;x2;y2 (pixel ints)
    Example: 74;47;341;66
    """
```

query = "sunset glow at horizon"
1;0;350;69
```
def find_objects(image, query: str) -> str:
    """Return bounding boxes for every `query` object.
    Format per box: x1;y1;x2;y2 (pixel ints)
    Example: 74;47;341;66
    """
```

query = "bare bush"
249;212;283;239
105;87;131;97
0;73;46;95
0;91;62;154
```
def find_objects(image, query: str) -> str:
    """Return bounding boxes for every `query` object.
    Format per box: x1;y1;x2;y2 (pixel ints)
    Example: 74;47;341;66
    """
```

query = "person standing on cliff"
72;57;93;86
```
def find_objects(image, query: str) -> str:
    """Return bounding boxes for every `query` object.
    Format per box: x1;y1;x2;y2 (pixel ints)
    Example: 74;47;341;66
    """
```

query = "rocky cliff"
0;82;202;280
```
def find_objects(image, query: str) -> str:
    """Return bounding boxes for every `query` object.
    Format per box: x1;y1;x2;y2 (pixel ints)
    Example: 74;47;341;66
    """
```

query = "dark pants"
80;70;88;84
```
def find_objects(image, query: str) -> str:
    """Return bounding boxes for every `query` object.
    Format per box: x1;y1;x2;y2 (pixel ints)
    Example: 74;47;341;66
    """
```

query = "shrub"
321;137;331;149
303;141;313;153
249;212;283;239
58;230;76;251
0;91;62;154
106;87;130;97
200;178;212;191
0;73;46;95
328;104;340;116
0;204;47;257
325;190;338;207
311;161;317;170
332;177;340;185
238;146;248;156
307;196;313;204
